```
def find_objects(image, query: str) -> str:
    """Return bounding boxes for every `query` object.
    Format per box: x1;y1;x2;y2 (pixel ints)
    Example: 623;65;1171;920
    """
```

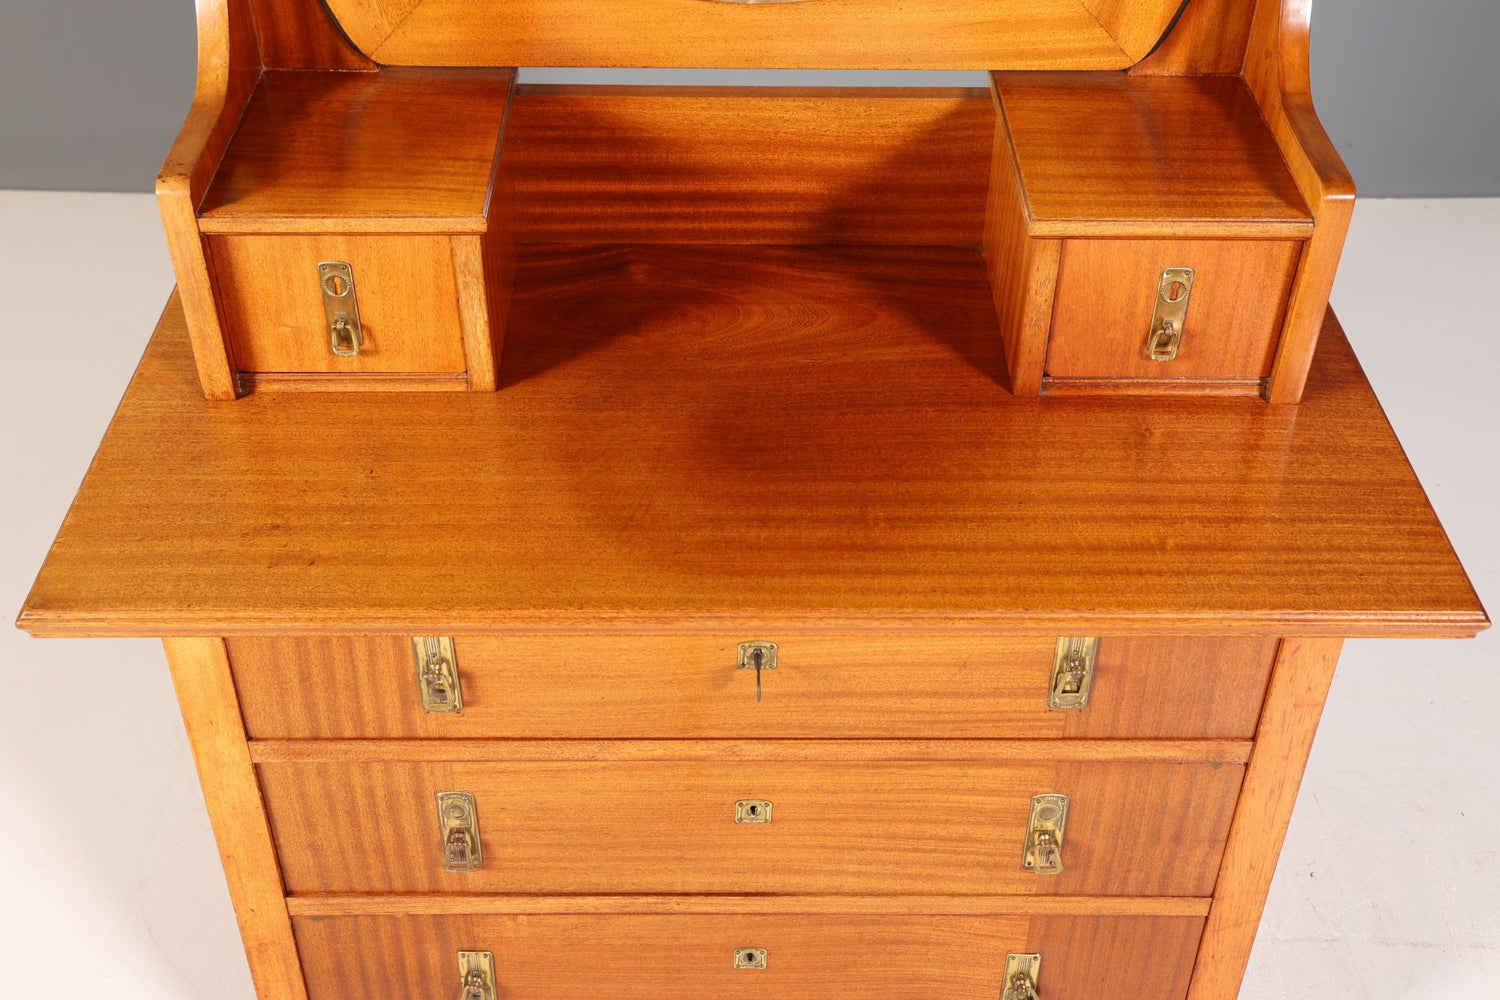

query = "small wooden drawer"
986;73;1314;397
194;68;516;393
255;753;1244;896
228;634;1276;740
292;912;1205;1000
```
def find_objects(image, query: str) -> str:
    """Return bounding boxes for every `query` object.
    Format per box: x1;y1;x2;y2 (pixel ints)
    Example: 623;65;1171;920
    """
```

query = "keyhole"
323;272;349;296
748;805;759;817
1165;279;1186;302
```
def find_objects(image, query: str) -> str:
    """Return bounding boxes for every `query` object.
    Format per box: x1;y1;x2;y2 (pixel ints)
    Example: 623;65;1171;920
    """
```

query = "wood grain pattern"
161;638;306;1000
1186;637;1343;1000
1045;238;1301;381
1130;0;1258;75
992;73;1312;238
198;68;515;234
983;98;1057;395
324;0;1184;70
209;234;468;375
226;634;1276;740
18;267;1487;638
451;235;498;389
292;913;1205;1000
1245;0;1358;404
285;894;1213;917
155;0;261;400
247;740;1253;765
247;0;376;70
508;87;991;246
257;757;1241;896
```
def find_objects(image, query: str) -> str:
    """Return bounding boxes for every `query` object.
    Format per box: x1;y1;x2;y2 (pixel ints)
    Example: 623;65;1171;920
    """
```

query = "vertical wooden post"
1185;637;1343;1000
163;637;308;1000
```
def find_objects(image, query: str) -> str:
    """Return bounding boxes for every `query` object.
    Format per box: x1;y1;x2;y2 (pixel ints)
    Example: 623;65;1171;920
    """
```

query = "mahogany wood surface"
284;894;1213;917
246;740;1252;765
257;757;1241;895
292;913;1204;1000
18;255;1485;637
1186;637;1343;1000
983;107;1058;395
507;87;992;246
227;634;1276;740
1130;0;1258;76
209;234;469;374
247;0;375;70
992;73;1312;239
1045;238;1301;381
199;69;515;234
1244;0;1357;404
324;0;1185;70
161;639;306;1000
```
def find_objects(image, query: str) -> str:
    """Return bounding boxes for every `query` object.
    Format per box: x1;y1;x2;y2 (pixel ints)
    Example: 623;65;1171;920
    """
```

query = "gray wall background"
2;0;1496;197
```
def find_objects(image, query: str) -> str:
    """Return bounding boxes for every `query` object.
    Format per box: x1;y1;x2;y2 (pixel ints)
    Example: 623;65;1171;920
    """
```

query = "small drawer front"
257;757;1243;896
1045;238;1302;381
227;634;1277;740
208;233;469;374
293;912;1204;1000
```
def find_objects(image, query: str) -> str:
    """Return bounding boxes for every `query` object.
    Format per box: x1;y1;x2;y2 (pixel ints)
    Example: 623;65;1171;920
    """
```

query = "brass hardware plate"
1049;637;1099;711
458;951;496;1000
1022;793;1069;876
413;636;463;713
735;799;773;824
1146;266;1194;362
733;948;768;970
437;791;483;873
737;642;778;672
1001;953;1042;1000
318;260;364;358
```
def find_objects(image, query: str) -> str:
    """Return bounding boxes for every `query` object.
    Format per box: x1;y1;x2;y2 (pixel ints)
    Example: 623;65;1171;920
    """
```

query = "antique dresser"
18;2;1487;999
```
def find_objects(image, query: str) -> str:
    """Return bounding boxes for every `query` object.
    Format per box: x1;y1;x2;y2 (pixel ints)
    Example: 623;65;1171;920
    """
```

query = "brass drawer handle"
1002;953;1042;1000
317;260;364;358
1145;266;1194;363
457;951;495;1000
437;791;483;872
414;636;463;712
1049;637;1098;710
1021;794;1068;876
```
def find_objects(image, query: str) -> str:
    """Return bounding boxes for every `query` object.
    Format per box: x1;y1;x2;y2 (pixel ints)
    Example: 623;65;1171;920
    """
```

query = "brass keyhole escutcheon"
1146;266;1194;362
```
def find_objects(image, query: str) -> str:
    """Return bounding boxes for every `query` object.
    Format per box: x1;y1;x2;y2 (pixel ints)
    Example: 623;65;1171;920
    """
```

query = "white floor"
0;192;1496;999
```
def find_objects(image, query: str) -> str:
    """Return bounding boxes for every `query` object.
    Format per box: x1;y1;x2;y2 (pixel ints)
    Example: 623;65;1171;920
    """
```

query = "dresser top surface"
19;245;1485;637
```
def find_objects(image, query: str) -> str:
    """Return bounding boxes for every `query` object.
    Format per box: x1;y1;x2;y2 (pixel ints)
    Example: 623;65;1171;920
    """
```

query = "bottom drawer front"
294;913;1204;1000
259;759;1243;896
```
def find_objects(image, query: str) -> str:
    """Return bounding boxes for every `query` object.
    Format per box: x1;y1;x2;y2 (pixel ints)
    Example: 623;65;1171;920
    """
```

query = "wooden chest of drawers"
17;1;1487;999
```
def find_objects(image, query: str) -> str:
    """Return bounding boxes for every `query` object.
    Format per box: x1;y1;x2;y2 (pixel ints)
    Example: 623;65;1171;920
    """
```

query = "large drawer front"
293;912;1204;1000
229;634;1277;739
258;757;1243;896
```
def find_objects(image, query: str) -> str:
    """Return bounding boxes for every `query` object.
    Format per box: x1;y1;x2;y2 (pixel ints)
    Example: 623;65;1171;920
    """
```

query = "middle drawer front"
258;757;1243;896
228;634;1278;739
293;913;1206;1000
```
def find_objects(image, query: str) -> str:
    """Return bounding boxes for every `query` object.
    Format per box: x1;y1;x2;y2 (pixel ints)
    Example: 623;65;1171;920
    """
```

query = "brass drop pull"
1145;266;1194;362
1022;794;1069;876
413;636;463;713
1002;953;1042;1000
1049;637;1098;710
437;792;483;872
457;951;495;1000
318;260;364;358
737;641;778;702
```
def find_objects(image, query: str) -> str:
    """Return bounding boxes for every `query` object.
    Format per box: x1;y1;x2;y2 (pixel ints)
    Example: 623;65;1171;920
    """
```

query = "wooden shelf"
198;68;515;235
18;244;1483;637
994;73;1314;239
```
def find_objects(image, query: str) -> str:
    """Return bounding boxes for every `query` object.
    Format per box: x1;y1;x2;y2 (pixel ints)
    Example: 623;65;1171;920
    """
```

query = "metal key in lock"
737;641;778;702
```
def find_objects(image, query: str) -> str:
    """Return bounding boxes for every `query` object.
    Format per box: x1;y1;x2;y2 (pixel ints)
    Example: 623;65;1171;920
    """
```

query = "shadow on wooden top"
18;245;1487;637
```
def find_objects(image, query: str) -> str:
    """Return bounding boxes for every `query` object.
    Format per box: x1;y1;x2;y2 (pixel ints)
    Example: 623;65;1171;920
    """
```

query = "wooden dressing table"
19;2;1486;999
